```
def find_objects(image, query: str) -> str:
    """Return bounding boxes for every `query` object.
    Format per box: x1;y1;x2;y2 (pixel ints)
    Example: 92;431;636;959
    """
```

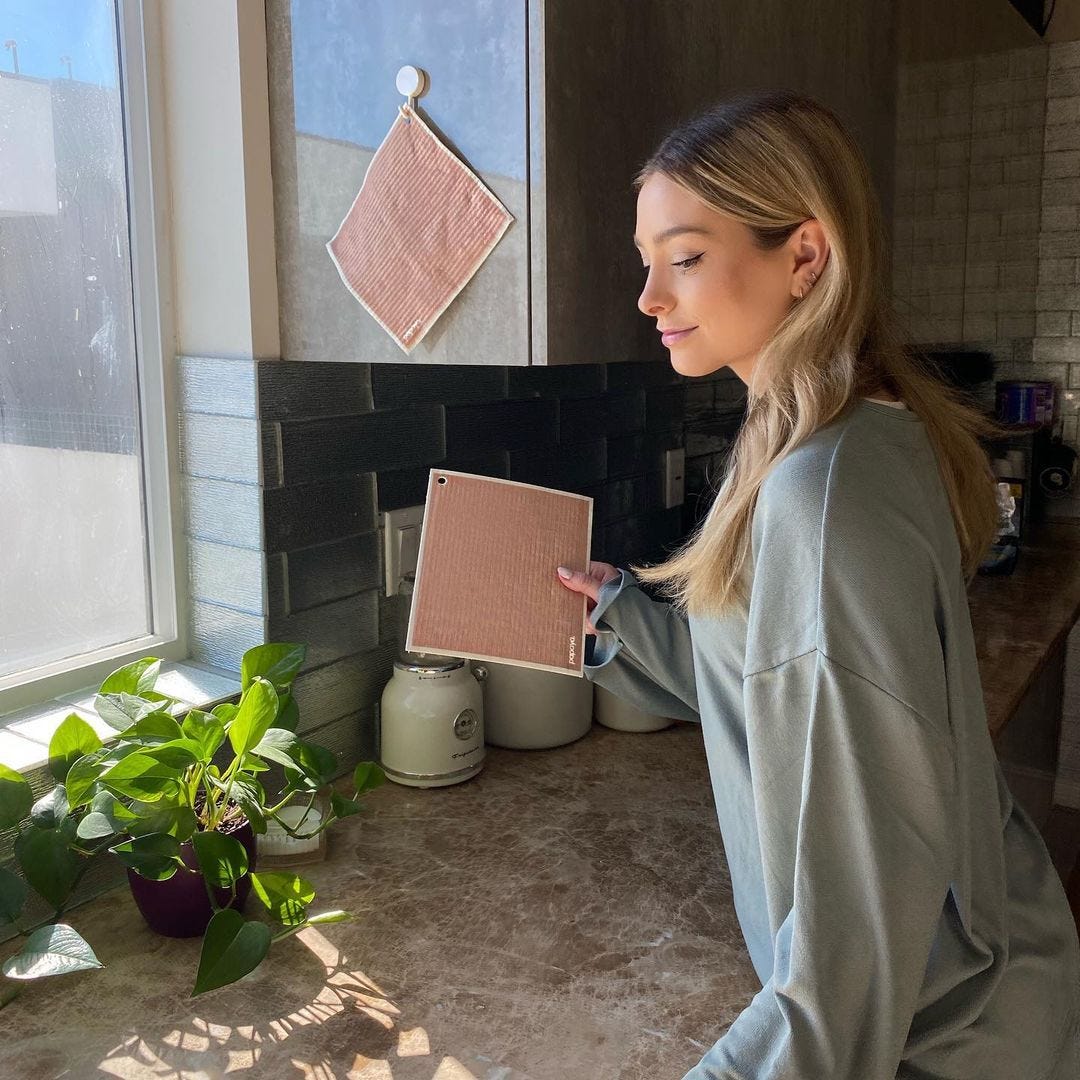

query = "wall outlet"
663;448;685;509
383;504;426;596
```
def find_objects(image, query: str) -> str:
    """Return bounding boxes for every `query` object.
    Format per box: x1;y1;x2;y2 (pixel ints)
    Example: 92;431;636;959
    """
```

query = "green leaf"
192;831;248;889
2;924;103;979
228;678;278;757
275;691;300;733
109;833;183;880
137;741;199;771
0;764;34;830
192;829;248;889
182;710;226;760
63;752;107;809
251;727;303;771
48;714;102;783
241;643;306;692
0;866;28;924
281;740;337;793
94;692;169;733
228;776;266;836
212;702;238;725
91;791;138;827
126;803;199;842
192;909;271;996
249;870;315;927
15;828;82;909
117;712;184;745
99;657;161;696
352;761;387;795
305;909;353;926
328;791;362;820
98;751;184;802
75;812;115;841
30;786;69;830
76;791;141;840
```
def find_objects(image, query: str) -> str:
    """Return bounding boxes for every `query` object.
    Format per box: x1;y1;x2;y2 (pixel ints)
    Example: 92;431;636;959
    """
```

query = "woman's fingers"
555;565;600;603
556;562;620;635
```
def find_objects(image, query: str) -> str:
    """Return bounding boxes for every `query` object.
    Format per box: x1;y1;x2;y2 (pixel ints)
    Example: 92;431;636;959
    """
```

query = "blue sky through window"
0;0;117;86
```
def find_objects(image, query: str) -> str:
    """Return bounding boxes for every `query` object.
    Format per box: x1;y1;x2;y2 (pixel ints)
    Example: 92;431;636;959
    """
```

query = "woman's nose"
638;273;671;317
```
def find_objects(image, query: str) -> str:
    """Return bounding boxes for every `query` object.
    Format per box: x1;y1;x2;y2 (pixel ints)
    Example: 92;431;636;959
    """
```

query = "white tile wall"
894;42;1080;482
894;48;1047;350
1054;621;1080;810
897;44;1080;809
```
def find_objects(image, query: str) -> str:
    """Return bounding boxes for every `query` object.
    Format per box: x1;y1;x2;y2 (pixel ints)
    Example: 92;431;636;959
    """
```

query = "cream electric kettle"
379;653;488;787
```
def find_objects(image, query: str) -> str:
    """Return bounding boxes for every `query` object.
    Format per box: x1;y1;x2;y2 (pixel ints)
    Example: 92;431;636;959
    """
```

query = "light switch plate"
383;503;426;596
663;448;685;508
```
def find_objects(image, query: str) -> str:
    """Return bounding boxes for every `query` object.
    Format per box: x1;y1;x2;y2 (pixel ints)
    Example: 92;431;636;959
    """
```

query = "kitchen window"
0;0;183;714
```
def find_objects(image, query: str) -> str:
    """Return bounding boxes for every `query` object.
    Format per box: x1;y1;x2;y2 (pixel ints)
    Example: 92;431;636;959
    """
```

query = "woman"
557;89;1080;1079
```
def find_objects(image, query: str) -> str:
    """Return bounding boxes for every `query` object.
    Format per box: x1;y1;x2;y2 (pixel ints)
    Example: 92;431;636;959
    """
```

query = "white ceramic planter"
481;660;594;749
594;684;676;732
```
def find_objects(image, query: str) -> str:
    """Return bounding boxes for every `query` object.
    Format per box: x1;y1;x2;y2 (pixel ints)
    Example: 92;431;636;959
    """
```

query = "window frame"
0;0;188;714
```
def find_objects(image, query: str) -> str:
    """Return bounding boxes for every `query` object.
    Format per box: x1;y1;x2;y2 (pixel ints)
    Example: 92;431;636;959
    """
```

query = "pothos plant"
0;642;385;1004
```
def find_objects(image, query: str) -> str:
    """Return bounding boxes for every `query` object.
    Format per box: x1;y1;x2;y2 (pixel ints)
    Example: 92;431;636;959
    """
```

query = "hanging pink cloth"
326;104;514;354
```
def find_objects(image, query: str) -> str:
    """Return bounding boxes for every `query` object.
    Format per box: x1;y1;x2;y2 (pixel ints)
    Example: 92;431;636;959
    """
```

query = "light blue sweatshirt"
583;398;1080;1079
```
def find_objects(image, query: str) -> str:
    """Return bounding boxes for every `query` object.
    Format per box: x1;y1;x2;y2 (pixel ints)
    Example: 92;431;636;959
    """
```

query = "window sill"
0;661;242;777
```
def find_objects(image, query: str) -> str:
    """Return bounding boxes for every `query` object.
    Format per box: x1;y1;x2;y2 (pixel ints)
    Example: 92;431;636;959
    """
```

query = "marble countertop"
4;523;1078;1079
967;519;1080;739
0;723;758;1080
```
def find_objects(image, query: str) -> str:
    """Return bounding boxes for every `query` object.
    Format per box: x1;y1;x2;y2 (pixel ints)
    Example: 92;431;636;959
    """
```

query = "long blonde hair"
627;89;1009;618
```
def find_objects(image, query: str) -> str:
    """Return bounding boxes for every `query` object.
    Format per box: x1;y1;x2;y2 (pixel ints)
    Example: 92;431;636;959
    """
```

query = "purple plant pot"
127;820;258;938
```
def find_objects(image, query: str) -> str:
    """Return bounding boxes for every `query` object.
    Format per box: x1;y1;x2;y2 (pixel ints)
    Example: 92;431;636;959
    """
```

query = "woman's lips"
661;327;696;346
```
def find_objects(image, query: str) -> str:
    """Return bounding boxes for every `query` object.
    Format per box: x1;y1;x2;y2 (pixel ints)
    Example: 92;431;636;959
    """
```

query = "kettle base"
381;760;483;787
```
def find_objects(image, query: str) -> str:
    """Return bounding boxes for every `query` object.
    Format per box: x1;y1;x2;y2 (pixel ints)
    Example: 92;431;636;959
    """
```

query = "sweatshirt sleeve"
683;648;956;1080
582;568;700;724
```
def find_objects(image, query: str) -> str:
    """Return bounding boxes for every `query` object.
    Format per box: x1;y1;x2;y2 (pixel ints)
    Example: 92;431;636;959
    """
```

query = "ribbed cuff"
585;568;640;670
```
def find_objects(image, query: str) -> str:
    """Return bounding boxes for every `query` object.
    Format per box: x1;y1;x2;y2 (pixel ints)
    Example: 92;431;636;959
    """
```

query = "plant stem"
270;922;307;944
217;752;245;829
51;849;101;923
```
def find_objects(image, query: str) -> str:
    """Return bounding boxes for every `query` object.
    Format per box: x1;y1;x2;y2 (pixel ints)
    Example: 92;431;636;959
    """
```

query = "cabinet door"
267;0;530;365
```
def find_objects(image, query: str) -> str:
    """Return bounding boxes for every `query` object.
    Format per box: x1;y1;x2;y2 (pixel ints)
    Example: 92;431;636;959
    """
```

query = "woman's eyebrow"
632;225;713;249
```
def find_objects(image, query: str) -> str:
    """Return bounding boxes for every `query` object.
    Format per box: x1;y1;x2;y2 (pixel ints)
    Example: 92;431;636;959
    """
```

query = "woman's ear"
794;218;829;272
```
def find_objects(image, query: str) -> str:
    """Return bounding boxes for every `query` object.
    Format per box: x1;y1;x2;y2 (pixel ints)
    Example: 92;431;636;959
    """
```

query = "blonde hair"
627;89;1010;618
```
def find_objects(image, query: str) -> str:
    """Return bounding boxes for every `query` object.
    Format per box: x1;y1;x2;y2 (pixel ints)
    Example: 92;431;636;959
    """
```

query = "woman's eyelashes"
674;254;704;271
640;253;704;274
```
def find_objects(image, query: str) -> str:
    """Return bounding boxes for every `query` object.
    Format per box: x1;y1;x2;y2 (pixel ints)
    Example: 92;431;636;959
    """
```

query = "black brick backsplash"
232;357;745;772
258;360;371;420
285;532;382;614
372;363;506;409
559;390;645;443
645;385;688;431
606;433;648;479
507;438;607;491
605;359;683;391
377;450;510;512
263;474;377;552
585;475;650;525
267;590;380;672
445;398;558;457
506;363;606;399
278;405;445;483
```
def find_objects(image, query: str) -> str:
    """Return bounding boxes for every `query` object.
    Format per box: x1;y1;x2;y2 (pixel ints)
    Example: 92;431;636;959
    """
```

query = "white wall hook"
396;65;429;123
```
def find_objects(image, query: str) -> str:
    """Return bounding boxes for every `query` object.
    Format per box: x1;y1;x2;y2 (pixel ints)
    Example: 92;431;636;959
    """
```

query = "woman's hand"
556;561;620;634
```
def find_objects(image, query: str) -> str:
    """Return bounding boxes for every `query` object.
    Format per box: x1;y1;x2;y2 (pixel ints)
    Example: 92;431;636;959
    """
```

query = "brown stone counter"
967;519;1080;740
0;724;756;1080
4;526;1077;1078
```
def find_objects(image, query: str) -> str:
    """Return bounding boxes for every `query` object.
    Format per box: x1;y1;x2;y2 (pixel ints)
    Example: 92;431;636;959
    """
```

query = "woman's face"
633;172;828;384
